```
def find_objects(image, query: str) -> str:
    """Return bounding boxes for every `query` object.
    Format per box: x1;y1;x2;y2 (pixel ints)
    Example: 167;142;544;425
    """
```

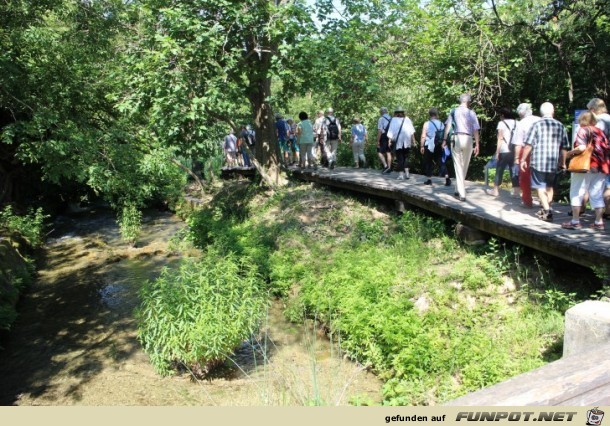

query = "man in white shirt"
386;106;416;180
313;110;325;164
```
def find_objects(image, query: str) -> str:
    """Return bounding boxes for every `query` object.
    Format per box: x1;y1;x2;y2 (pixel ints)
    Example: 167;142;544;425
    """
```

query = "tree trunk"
245;17;285;187
170;158;206;194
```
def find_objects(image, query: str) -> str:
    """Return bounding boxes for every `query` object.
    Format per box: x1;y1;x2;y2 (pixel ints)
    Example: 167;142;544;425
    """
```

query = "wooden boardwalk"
289;166;610;269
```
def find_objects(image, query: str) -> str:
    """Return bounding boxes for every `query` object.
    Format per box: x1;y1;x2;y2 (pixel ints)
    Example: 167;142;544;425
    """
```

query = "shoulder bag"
568;128;593;173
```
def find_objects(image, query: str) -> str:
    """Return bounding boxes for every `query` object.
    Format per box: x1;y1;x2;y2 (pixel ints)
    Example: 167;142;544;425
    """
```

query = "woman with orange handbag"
562;111;610;230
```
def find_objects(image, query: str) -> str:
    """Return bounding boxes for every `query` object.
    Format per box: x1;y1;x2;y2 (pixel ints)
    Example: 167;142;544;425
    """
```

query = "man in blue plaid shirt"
520;102;570;221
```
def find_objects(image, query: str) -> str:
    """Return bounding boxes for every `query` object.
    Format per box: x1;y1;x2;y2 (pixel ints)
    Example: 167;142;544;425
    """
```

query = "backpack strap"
501;120;515;145
383;116;392;133
392;118;405;144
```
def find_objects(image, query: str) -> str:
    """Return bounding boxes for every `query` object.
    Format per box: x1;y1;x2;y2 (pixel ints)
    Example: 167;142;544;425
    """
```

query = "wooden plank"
444;343;610;406
290;166;610;268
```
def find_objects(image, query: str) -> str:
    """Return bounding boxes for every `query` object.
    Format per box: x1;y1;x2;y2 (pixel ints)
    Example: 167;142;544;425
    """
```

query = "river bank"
0;208;382;405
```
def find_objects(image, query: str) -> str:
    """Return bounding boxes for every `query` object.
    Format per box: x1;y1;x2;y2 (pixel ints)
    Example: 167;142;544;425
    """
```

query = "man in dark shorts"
377;107;393;174
520;102;570;221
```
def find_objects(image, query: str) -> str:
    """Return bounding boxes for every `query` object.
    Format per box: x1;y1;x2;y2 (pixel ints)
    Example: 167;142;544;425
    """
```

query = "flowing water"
0;209;382;405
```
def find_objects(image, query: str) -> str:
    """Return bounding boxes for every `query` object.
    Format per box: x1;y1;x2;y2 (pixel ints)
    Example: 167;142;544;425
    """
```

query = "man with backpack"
420;108;449;186
313;110;326;165
323;107;342;170
443;93;480;202
376;107;393;174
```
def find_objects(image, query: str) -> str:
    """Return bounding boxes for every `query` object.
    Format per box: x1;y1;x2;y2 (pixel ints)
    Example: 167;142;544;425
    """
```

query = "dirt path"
0;209;381;406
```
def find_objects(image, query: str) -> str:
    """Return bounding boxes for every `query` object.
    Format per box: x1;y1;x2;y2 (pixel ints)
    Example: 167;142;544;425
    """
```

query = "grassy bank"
141;181;600;405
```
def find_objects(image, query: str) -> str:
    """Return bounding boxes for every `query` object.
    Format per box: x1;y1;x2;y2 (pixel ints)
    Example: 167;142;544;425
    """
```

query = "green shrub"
0;205;48;248
118;204;142;246
136;251;268;377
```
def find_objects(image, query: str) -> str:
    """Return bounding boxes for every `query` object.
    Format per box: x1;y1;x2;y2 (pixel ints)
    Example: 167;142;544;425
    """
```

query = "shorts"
570;172;606;208
377;134;390;154
279;140;289;153
289;137;300;152
530;169;556;189
606;174;610;189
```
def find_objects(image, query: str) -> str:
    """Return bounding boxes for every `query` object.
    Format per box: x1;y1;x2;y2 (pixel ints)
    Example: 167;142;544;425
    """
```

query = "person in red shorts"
513;103;541;208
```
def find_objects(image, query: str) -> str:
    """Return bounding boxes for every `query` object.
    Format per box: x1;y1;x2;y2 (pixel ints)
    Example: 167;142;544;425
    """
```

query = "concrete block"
563;300;610;357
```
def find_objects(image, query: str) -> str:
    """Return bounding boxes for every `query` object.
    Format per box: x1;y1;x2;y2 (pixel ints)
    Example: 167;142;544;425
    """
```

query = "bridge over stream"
287;166;609;269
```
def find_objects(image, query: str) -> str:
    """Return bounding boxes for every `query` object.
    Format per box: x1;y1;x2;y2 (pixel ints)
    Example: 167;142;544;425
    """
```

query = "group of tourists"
223;125;256;167
379;95;610;227
226;94;610;229
482;98;610;229
354;94;480;202
275;108;353;170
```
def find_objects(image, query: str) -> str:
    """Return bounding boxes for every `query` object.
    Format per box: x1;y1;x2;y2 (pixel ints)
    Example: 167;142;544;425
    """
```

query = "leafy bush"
0;205;48;248
118;204;142;246
137;251;268;377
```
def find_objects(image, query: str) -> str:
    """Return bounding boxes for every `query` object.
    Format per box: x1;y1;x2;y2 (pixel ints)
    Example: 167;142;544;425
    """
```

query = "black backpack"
430;120;445;147
326;117;340;140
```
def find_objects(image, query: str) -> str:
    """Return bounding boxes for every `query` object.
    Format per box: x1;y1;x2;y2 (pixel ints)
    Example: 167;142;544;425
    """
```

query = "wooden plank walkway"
289;166;610;269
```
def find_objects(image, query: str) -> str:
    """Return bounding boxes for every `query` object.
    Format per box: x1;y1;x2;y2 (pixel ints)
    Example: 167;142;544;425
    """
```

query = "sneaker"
445;178;451;186
424;179;432;185
382;167;392;174
539;211;553;222
405;171;410;179
561;221;582;229
397;174;405;180
330;161;335;170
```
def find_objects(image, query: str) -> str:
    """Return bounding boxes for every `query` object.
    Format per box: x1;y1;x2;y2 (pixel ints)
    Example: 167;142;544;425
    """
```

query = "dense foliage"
2;0;609;210
176;182;581;404
0;206;43;331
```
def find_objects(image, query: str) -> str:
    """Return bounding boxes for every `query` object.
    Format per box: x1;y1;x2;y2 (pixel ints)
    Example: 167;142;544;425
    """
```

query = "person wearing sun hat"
387;106;416;180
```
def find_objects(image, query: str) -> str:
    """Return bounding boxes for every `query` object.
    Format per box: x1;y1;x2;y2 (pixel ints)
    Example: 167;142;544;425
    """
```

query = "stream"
0;209;382;405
